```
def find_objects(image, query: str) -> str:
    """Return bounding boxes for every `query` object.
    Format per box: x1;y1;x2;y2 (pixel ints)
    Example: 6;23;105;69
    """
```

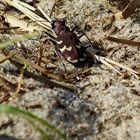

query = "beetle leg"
71;26;79;32
85;46;98;64
49;0;57;18
77;32;85;39
49;0;63;18
71;26;85;39
55;47;67;72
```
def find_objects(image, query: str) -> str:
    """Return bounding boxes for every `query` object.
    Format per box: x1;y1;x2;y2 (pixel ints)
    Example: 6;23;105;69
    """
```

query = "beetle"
51;18;88;67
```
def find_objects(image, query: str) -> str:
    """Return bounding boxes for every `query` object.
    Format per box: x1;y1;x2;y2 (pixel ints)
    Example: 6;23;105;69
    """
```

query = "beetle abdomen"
57;31;80;64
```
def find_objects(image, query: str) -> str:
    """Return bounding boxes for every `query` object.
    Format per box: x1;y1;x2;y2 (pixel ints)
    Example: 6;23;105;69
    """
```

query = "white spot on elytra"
67;57;78;63
59;45;72;53
57;40;63;44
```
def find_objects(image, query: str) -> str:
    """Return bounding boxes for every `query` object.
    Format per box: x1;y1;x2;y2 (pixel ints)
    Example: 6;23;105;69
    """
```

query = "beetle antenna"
49;1;57;18
55;47;67;72
83;32;93;46
82;32;98;63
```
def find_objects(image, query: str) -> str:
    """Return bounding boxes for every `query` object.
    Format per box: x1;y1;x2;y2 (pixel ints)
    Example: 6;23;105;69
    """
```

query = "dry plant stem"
0;74;15;87
100;0;120;13
95;55;123;76
4;0;53;33
104;57;139;79
122;0;139;19
0;73;24;103
65;69;84;79
38;43;44;66
94;54;139;79
4;0;57;42
0;73;25;93
12;67;24;99
106;36;140;46
82;67;92;75
104;57;138;74
37;6;52;23
4;13;43;32
5;0;46;24
2;49;77;91
0;52;15;63
49;0;56;17
86;47;125;76
2;48;59;79
15;62;78;91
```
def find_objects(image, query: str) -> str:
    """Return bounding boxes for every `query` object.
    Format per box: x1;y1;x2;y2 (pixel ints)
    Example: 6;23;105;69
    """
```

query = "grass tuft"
0;104;67;140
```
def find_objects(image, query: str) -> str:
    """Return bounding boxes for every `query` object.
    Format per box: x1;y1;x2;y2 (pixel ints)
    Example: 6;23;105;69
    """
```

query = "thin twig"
0;52;16;63
5;0;53;32
2;49;78;91
38;43;44;66
12;67;24;99
106;36;140;47
2;48;60;79
95;55;123;76
37;6;52;23
104;57;138;74
122;0;139;19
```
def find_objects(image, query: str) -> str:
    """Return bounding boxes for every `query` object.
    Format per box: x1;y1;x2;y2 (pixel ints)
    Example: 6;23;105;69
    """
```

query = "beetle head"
52;18;68;35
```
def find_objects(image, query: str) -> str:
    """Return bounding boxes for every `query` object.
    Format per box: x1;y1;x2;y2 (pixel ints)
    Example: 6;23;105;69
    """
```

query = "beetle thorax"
52;19;70;35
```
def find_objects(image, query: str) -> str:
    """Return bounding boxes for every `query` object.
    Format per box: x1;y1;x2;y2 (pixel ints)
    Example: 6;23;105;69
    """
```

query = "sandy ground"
0;0;140;140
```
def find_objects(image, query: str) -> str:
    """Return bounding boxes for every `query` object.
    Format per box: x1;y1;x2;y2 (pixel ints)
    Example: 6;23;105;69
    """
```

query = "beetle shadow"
48;91;98;139
0;134;18;140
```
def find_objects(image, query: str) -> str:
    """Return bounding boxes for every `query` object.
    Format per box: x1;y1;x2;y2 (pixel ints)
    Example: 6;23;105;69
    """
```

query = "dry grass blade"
65;68;84;79
100;0;120;13
0;52;15;63
95;55;123;76
0;74;15;87
37;6;52;23
14;0;36;11
95;54;139;79
106;36;140;46
104;57;138;74
4;0;54;34
2;49;78;91
2;48;59;79
0;34;35;49
104;57;139;79
93;49;138;77
122;0;140;19
4;13;44;32
12;67;24;99
38;43;44;66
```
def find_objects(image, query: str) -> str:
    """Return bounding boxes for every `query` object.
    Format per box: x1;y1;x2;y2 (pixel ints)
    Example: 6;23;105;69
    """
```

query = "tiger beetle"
51;18;90;67
38;5;97;68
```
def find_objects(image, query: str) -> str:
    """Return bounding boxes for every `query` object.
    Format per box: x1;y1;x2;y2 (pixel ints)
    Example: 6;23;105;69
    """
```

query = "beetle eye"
57;18;65;25
51;20;55;28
